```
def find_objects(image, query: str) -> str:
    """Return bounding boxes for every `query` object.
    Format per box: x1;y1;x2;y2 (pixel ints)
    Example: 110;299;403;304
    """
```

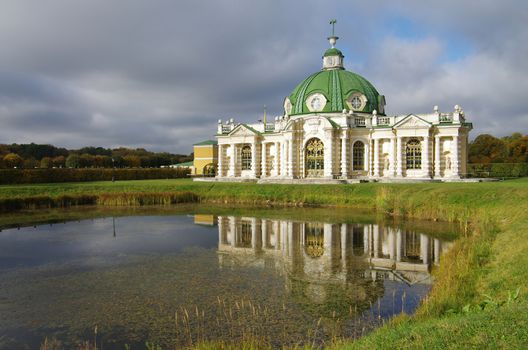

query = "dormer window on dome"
347;92;367;111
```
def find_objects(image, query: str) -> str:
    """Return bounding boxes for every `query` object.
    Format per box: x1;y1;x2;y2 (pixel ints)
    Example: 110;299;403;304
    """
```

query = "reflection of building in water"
216;216;452;286
213;216;452;317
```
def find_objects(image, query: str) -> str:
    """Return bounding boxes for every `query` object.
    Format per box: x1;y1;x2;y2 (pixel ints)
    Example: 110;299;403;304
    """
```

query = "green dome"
288;69;384;115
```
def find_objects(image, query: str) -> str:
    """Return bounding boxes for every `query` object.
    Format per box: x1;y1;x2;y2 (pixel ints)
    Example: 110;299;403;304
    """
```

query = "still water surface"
0;208;454;348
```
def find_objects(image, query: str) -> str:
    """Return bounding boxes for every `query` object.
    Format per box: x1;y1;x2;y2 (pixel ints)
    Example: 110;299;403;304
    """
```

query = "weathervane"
328;19;338;48
329;19;337;36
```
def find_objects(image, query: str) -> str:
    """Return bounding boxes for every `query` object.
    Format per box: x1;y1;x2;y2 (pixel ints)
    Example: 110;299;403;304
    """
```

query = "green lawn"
2;178;528;349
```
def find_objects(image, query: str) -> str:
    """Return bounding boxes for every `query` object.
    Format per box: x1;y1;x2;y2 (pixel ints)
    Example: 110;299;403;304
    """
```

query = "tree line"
1;133;526;169
0;143;193;169
468;132;528;164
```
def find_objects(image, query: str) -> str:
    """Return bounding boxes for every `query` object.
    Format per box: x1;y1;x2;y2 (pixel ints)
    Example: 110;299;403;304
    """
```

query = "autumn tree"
3;153;23;168
65;154;80;168
469;134;507;163
52;156;66;168
506;135;528;163
123;155;141;168
40;157;52;168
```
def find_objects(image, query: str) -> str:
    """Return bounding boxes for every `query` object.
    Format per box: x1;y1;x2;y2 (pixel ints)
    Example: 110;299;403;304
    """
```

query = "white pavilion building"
214;30;472;183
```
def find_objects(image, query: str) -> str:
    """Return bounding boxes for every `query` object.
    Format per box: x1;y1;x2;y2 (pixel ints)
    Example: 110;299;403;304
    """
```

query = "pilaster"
340;132;349;178
434;136;441;178
228;143;236;177
249;141;258;178
217;145;223;177
261;142;267;178
451;135;460;178
396;137;403;177
373;138;380;177
389;136;395;176
324;129;334;178
423;135;430;178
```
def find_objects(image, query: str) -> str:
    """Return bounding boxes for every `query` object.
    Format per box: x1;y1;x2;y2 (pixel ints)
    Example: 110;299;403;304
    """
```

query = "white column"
323;223;333;258
423;135;430;178
251;141;258;178
341;133;348;178
324;130;334;178
363;225;369;255
261;142;267;178
274;142;280;177
280;142;285;177
420;234;430;265
228;144;236;177
341;224;347;269
261;220;268;249
373;225;379;258
396;228;402;261
251;218;258;250
288;222;294;257
434;136;441;178
230;217;236;247
287;138;294;177
396;137;403;177
389;136;396;177
218;216;224;248
452;135;460;178
373;138;380;177
434;238;441;265
217;145;223;177
388;228;396;261
364;141;369;172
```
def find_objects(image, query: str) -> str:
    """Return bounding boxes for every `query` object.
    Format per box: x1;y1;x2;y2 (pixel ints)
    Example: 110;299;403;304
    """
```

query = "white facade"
216;108;472;181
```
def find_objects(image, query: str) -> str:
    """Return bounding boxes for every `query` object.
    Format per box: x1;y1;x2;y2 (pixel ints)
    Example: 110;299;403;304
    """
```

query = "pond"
0;206;456;349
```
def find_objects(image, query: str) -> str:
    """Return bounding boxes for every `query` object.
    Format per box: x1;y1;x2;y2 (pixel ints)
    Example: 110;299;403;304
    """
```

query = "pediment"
228;124;260;136
393;115;431;129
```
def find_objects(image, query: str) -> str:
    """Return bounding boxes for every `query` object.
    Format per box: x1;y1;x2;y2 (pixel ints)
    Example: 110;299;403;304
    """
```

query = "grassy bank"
2;178;528;348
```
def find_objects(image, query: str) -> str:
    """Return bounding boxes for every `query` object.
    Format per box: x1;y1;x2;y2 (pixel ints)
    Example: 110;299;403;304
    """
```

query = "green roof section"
193;140;218;146
323;48;343;57
173;161;193;167
288;69;383;115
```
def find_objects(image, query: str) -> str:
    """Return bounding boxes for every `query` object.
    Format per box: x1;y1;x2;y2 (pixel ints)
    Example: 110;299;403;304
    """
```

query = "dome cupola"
322;21;344;70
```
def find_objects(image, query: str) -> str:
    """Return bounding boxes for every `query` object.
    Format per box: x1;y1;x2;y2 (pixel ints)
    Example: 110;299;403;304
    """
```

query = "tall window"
406;139;422;169
241;145;252;170
238;221;252;248
352;141;365;170
305;138;324;177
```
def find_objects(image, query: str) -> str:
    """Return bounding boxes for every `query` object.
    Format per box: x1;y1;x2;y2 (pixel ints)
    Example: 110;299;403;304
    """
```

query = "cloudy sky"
1;0;527;153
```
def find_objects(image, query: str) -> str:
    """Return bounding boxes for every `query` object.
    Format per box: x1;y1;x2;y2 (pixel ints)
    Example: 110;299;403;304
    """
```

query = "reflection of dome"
286;37;385;116
290;277;384;319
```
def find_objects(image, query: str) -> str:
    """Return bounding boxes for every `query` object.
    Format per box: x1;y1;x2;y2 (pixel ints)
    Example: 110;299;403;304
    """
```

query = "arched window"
241;145;252;170
352;141;365;170
406;139;422;169
305;138;324;177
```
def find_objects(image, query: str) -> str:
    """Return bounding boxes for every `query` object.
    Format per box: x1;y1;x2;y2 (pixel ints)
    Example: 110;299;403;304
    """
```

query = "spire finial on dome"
328;19;338;48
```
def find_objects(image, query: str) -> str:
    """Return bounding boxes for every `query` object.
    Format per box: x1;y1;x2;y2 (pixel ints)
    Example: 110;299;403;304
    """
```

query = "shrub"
467;163;528;178
0;168;190;184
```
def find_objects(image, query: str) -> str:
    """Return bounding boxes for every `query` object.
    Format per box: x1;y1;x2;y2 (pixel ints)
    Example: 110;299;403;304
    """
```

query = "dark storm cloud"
0;0;527;152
